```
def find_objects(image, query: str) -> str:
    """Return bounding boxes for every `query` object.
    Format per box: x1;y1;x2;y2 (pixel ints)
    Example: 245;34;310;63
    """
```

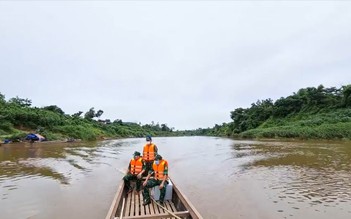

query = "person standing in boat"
142;154;168;206
142;135;158;175
123;151;146;193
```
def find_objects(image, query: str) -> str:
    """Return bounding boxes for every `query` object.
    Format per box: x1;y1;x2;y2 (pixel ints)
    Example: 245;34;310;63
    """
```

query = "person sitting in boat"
142;154;168;206
123;151;146;193
142;135;158;175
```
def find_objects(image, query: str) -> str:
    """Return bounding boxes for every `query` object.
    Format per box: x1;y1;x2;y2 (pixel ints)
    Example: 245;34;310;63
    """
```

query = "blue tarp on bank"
25;133;46;142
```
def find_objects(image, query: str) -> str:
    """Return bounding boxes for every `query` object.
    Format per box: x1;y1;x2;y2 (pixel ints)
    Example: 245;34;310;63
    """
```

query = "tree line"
184;84;351;140
0;93;175;141
2;84;351;141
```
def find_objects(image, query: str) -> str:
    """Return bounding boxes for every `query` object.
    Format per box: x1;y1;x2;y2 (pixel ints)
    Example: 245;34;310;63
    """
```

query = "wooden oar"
151;197;181;219
119;197;125;219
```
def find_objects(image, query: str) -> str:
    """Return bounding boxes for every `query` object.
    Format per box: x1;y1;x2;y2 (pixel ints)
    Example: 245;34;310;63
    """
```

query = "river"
1;137;351;219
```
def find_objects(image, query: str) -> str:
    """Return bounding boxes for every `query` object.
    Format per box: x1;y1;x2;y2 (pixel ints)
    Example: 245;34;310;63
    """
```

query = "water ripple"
233;141;351;215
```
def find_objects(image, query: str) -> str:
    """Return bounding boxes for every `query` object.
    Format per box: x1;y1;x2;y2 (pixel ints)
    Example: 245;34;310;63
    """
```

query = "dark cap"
133;151;141;156
155;154;162;160
146;135;152;141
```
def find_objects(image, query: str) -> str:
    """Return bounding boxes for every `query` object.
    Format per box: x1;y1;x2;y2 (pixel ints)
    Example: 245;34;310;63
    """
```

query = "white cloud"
1;1;351;129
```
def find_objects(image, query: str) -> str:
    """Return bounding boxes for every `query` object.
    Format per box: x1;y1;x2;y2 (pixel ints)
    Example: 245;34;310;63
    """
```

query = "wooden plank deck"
118;191;190;219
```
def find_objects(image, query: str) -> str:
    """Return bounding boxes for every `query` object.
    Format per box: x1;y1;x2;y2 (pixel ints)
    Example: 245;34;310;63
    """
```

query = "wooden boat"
105;178;203;219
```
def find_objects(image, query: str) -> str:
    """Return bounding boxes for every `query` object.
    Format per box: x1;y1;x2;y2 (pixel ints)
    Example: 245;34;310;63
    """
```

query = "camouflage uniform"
123;155;146;192
123;173;144;192
144;160;155;176
142;157;168;205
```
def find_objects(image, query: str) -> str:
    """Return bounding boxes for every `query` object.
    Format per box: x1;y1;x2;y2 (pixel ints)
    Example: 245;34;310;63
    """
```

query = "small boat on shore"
105;178;203;219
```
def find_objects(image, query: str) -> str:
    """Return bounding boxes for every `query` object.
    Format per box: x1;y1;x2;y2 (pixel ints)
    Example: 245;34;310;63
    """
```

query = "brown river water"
1;137;351;219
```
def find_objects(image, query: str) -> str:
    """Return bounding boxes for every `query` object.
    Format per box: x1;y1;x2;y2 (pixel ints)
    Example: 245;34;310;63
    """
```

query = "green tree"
273;96;303;117
42;105;65;115
161;123;170;132
84;107;96;120
113;119;123;125
230;107;248;133
9;96;32;107
95;109;104;118
0;92;5;105
72;111;83;117
342;85;351;107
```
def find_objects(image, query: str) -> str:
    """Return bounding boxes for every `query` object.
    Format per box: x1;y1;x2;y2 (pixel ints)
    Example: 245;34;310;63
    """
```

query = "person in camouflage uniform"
142;135;158;176
123;151;146;193
142;154;168;206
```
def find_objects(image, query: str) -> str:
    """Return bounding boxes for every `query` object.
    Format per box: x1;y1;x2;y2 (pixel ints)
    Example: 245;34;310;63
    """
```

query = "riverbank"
237;110;351;140
195;85;351;140
0;95;177;142
204;108;351;141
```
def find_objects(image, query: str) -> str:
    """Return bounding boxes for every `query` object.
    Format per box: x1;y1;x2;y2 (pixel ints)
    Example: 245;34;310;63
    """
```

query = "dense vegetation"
2;84;351;142
197;84;351;140
0;93;175;141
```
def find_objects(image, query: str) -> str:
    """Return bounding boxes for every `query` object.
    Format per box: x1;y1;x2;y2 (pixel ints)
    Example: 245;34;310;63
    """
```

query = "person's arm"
138;169;145;178
137;160;146;179
159;162;168;189
154;145;158;154
127;162;131;172
142;170;154;187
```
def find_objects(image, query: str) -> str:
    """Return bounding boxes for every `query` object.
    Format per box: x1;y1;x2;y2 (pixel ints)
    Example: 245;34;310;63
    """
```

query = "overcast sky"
0;1;350;130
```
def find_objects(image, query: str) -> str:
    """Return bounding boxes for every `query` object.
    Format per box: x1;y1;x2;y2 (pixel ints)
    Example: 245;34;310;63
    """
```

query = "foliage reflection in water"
232;141;351;217
0;141;126;186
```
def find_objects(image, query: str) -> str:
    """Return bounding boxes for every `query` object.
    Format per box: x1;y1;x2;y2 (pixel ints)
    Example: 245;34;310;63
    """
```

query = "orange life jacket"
152;160;168;180
143;143;156;161
130;157;143;175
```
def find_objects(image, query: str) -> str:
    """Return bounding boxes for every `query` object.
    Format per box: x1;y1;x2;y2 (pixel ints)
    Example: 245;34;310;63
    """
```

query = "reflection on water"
0;140;131;219
0;160;69;184
232;141;351;218
0;141;126;186
1;138;351;219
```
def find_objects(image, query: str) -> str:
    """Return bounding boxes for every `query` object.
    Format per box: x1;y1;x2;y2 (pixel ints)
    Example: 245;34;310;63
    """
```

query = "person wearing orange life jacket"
123;151;146;193
142;154;168;206
142;135;158;175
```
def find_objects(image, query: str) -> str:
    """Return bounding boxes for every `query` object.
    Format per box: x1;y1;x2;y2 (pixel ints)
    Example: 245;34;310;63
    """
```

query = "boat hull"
105;178;202;219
